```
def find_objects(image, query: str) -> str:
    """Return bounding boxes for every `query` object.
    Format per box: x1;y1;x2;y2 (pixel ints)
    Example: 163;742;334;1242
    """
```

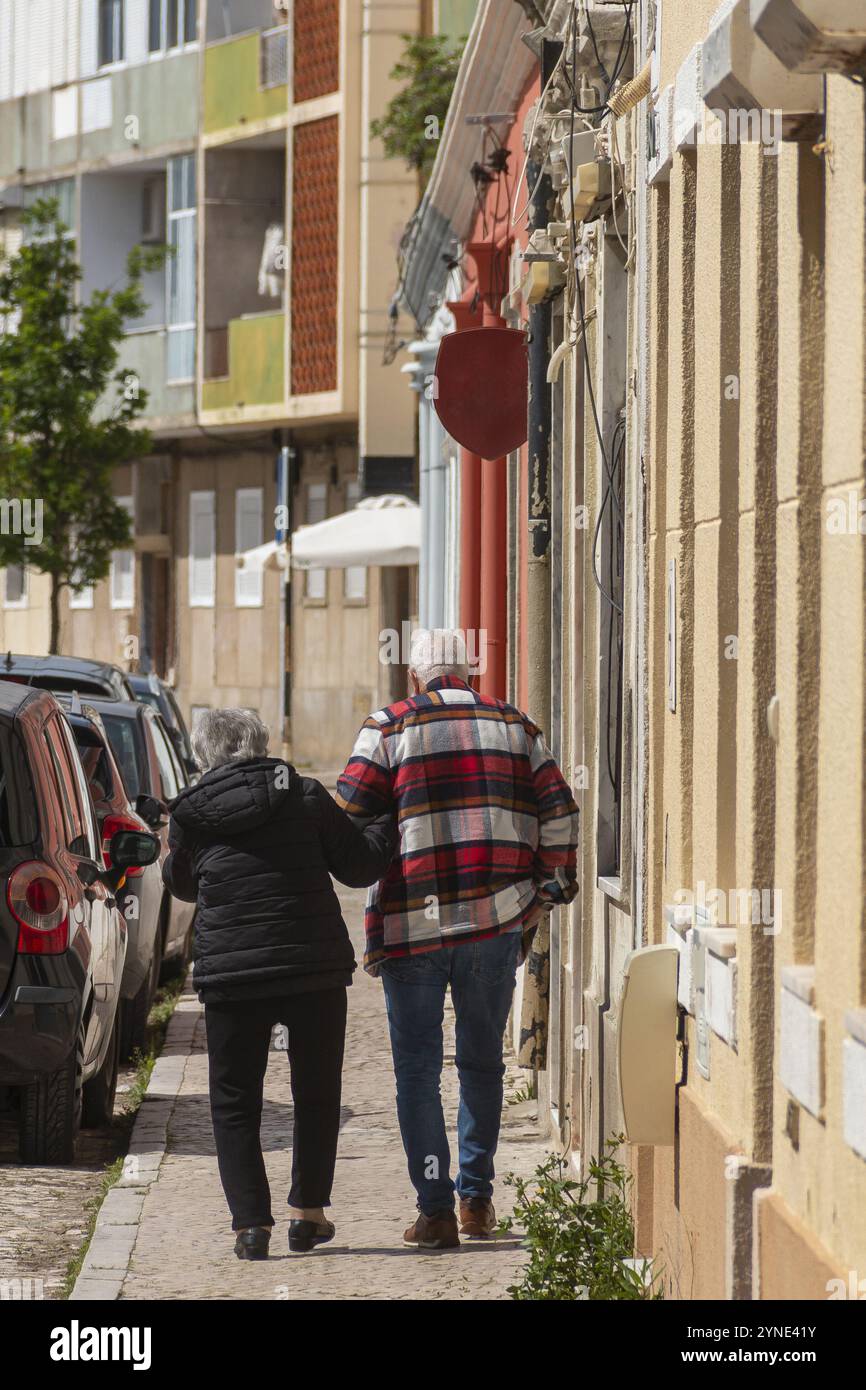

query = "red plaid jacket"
336;675;579;973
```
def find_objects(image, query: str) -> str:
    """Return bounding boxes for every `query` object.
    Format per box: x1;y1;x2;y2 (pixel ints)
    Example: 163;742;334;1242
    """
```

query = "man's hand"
523;904;549;933
520;903;549;963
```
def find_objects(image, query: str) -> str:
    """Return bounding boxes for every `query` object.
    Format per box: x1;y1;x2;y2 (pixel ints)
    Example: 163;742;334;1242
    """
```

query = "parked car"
87;699;196;981
128;672;196;778
0;653;135;701
0;682;159;1163
56;696;165;1059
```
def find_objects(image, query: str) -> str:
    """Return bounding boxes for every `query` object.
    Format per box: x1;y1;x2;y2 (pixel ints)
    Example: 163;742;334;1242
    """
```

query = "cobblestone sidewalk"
74;885;549;1301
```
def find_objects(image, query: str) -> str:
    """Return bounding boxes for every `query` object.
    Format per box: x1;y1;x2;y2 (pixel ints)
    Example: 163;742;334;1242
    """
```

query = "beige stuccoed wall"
174;451;282;745
640;7;865;1296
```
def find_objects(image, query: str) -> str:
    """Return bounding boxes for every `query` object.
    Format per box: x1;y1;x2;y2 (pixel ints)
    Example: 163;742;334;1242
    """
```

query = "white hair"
409;628;469;688
192;708;270;771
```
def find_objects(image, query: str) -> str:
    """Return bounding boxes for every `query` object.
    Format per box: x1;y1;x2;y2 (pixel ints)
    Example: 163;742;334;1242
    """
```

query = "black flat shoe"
234;1226;271;1260
289;1219;335;1253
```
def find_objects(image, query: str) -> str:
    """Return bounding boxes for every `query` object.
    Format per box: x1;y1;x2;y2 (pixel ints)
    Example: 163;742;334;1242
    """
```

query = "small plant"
503;1137;663;1300
508;1080;535;1106
369;34;464;183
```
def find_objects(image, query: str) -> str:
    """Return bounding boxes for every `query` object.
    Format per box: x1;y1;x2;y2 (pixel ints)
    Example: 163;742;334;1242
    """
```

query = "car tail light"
101;813;150;877
7;862;69;954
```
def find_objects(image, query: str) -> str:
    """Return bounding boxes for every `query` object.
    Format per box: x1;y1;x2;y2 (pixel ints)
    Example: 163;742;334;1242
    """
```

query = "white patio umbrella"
290;494;420;570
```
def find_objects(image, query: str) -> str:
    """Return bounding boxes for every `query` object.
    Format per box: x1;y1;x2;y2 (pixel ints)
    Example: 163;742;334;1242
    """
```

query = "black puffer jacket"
162;757;394;1003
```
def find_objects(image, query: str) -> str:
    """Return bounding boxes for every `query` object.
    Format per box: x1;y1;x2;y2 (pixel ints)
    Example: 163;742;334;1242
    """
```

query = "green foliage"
503;1138;664;1300
369;33;464;181
0;198;168;646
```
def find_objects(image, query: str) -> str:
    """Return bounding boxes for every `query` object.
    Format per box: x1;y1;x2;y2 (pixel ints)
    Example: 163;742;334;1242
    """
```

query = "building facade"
0;0;429;766
399;0;866;1299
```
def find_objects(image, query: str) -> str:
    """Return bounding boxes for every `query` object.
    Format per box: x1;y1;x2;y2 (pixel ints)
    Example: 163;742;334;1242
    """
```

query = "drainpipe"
446;291;483;651
526;160;553;741
426;374;447;626
518;159;555;1075
467;239;511;700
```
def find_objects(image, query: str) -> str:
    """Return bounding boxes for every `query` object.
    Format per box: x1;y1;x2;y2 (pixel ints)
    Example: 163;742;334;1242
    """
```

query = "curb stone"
69;985;200;1302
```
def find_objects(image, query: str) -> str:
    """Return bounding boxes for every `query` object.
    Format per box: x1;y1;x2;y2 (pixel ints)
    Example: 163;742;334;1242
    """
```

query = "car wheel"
82;1012;121;1129
120;927;162;1059
160;917;192;984
18;1029;84;1165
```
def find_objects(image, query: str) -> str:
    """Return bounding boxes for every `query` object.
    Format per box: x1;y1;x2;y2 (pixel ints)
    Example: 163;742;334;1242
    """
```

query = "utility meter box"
617;944;679;1146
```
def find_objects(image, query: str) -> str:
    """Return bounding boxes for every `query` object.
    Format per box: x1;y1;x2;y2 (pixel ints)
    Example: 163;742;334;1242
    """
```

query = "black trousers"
204;987;347;1230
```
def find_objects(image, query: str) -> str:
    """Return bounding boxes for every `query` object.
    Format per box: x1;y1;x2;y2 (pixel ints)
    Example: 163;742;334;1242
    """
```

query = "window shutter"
110;496;135;608
27;0;51;91
50;0;68;86
304;482;327;600
12;0;28;96
234;488;264;607
189;490;215;607
80;0;99;76
126;0;148;65
65;0;81;82
0;1;14;100
343;479;367;600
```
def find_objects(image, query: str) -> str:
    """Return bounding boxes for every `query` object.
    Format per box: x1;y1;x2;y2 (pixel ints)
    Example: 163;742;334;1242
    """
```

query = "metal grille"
293;0;339;103
290;116;339;396
260;25;289;90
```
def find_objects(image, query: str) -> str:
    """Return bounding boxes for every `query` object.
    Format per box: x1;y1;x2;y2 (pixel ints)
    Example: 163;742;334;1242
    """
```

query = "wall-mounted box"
779;965;825;1119
617;944;679;1146
700;927;738;1049
751;0;866;76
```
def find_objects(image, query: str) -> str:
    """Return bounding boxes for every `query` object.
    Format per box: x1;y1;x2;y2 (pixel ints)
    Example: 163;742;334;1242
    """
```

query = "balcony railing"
201;311;284;412
204;31;288;134
260;26;289;90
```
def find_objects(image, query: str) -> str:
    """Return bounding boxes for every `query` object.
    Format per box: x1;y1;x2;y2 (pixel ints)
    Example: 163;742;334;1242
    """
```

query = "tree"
0;198;167;651
370;34;464;184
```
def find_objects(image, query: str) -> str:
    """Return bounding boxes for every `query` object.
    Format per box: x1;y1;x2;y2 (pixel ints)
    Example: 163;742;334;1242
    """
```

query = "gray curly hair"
191;708;270;771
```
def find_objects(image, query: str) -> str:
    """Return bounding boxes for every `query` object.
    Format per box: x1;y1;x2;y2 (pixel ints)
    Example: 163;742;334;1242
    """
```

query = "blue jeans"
380;930;521;1215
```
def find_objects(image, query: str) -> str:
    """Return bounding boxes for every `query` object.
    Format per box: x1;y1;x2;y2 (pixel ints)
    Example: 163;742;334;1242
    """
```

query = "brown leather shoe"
403;1209;460;1249
459;1196;496;1238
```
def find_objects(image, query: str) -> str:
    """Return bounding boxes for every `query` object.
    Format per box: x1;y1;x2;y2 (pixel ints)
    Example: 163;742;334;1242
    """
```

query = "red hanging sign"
433;327;528;460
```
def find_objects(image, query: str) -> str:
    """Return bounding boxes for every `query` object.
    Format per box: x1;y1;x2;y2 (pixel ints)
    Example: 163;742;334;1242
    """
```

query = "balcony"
201;311;284;412
203;30;288;137
100;327;195;429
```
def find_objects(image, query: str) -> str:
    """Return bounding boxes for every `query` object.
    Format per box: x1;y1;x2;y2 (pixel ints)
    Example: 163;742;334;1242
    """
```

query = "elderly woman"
162;708;394;1260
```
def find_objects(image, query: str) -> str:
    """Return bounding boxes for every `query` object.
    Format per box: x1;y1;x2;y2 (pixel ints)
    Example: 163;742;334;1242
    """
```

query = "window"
44;715;91;856
100;713;145;801
98;0;124;67
304;482;327;600
69;531;94;609
3;565;28;610
343;478;367;602
235;487;264;607
167;153;196;382
0;725;38;848
110;496;135;610
57;716;101;860
149;718;181;801
149;0;197;53
189;490;215;607
22;179;75;240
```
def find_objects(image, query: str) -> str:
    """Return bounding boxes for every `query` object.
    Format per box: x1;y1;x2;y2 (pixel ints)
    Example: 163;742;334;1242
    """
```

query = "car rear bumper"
0;956;84;1084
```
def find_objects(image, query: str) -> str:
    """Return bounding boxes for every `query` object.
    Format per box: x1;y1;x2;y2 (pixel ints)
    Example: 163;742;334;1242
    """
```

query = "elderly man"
337;628;579;1250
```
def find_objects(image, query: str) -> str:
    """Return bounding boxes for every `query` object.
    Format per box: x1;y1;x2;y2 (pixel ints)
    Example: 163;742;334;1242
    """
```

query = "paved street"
102;885;546;1301
0;1059;138;1300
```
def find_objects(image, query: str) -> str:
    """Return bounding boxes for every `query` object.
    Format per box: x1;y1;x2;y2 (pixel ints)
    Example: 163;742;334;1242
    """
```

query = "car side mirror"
109;829;160;871
135;793;167;827
75;859;101;887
